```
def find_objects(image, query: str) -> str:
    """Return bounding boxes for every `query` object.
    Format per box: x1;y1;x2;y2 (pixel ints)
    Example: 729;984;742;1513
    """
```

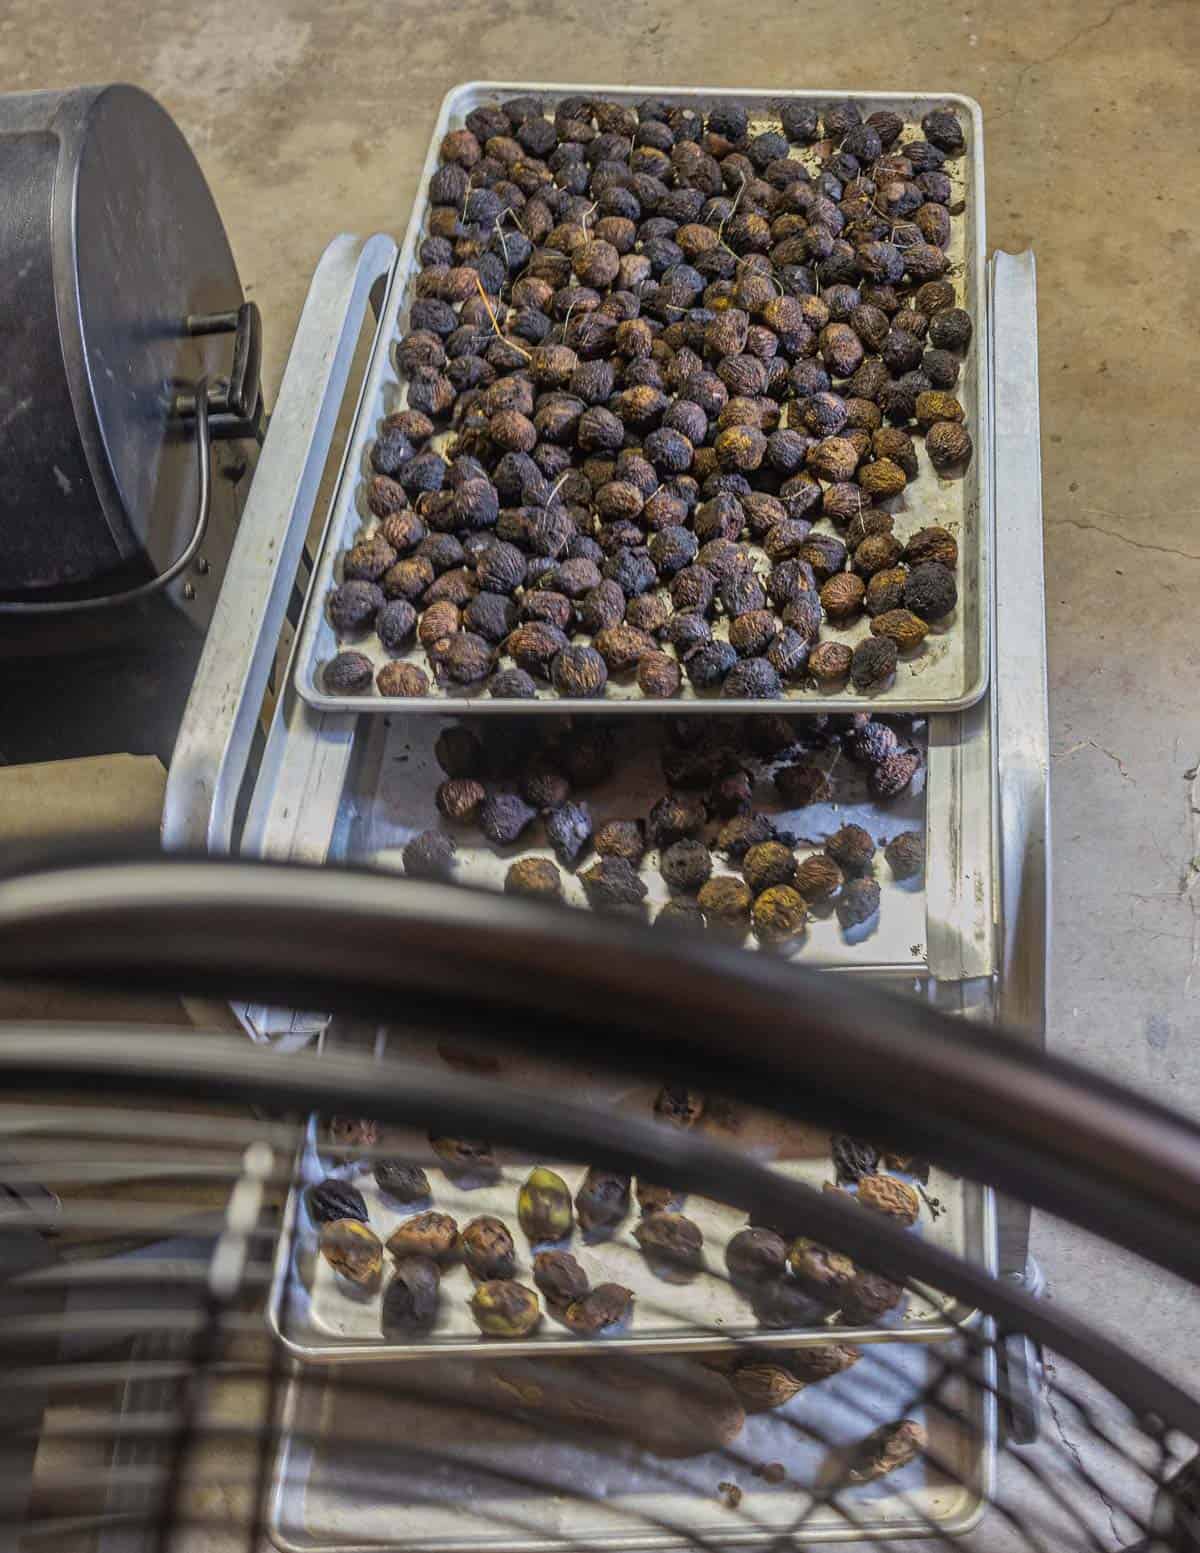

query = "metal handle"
162;233;399;854
0;384;212;616
183;301;263;432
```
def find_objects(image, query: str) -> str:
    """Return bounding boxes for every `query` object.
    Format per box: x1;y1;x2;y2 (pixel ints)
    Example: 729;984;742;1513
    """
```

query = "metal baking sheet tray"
340;714;931;971
267;1102;994;1363
268;1339;995;1549
294;82;989;717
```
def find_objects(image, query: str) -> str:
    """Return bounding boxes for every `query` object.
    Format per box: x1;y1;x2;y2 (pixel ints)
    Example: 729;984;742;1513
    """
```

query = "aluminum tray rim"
293;80;990;719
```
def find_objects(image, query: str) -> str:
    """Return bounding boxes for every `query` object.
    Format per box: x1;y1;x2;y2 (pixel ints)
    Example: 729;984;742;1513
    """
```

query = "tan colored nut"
853;534;903;577
870;609;929;652
732;1362;805;1412
858;458;908;498
926;421;973;471
820;572;866;622
794;854;843;901
419;599;461;647
856;1174;921;1225
914;391;965;430
849;1419;928;1483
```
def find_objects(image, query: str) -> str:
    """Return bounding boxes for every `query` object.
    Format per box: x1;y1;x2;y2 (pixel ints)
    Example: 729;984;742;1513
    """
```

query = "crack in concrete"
1047;515;1200;564
1045;1372;1124;1548
992;0;1142;120
1054;738;1135;783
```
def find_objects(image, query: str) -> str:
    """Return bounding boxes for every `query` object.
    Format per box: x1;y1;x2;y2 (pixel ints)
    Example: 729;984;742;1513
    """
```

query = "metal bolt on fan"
1;857;1199;1552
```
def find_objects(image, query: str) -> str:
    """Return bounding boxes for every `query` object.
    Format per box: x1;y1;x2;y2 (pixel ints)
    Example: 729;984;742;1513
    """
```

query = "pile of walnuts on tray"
323;93;971;701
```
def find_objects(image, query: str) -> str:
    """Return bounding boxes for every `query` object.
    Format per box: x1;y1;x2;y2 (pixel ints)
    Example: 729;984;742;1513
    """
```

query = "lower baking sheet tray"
268;1103;993;1363
269;1338;995;1549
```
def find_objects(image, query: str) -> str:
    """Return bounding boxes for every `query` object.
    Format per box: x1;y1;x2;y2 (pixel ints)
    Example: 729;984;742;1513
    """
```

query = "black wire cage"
2;856;1199;1553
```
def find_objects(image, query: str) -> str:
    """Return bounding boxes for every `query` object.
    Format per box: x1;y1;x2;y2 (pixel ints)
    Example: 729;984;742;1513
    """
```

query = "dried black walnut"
633;1212;704;1280
374;1161;431;1202
504;857;564;900
382;1256;441;1331
461;1216;517;1280
725;1227;788;1284
532;1249;589;1308
836;876;882;929
308;1179;369;1226
403;829;457;881
574;1169;631;1233
885;830;925;880
581;856;648;914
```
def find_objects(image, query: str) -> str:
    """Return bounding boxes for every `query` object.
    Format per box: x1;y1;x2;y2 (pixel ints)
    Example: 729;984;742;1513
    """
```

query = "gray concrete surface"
2;0;1199;1545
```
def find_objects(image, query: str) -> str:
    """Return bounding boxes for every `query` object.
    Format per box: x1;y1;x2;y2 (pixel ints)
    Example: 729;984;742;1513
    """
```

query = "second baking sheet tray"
294;82;989;717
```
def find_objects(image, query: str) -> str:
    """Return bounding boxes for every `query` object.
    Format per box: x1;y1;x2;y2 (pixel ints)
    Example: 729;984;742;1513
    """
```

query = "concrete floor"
3;0;1200;1544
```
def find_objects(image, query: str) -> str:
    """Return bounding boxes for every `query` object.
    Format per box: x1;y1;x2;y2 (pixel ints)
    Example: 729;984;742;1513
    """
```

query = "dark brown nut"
720;654;780;697
489;409;538;452
762;520;812;565
809;641;853;685
430;1136;499;1183
774;761;833;807
519;754;570;811
714;425;767;472
912;279;954;315
461;1216;517;1280
787;1237;856;1295
374;1161;431;1201
488;667;537;699
903;561;958;621
726;609;775;658
833;1133;880;1183
434;725;483;778
795;534;847;584
794;853;843;901
504;857;564;900
595;819;647;866
551;645;608;698
839;1269;906;1322
902;525;958;569
849;1419;928;1483
799;391;847;438
742;841;796;895
870;750;922;799
753;884;808;945
423;566;477;610
576;580;626;635
324;651;374;695
637;651;682;698
402;829;456;881
479;792;537;846
436;777;486;823
563;1282;635;1334
377;661;430;697
369;475;410;519
386;1217;462;1267
790;1343;862;1382
856;458;906;500
660;838;713;895
545;800;593;868
382;1256;441;1332
406;367;456;418
820;572;866;622
836;876;882;929
634;1212;704;1279
751;1279;828;1329
725;1227;787;1285
843;510;896;552
595;624;656;674
594;479;645;522
692;876;749;939
648;792;707;847
507;622;569;678
532;1249;589;1307
850;635;898;691
866;566;908;617
470;1279;542;1338
826;823;876;874
732;1362;804;1412
320;1219;384;1287
440;127;481;165
820;322;864;378
871;609;929;653
329;579;384;634
431;631;491;684
581;856;648;914
374;599;416;652
574;1169;631;1234
854;533;903;578
418;601;461;649
653;1085;705;1130
521;591;574;632
308;1179;368;1225
926;420;973;471
869;426;918;478
857;1174;921;1224
344;535;397;583
885;830;925;881
847;719;898;765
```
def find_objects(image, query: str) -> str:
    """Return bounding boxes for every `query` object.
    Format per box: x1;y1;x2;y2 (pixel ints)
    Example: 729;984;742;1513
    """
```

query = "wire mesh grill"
2;862;1200;1552
1;1055;1197;1553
